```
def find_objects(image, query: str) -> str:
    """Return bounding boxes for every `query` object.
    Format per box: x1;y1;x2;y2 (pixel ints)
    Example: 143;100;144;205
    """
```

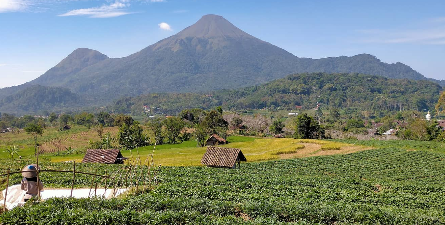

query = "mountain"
109;73;442;116
0;14;443;113
0;85;81;115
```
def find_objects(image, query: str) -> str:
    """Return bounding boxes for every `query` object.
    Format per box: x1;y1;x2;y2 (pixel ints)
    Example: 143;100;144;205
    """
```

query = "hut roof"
207;134;227;143
82;149;126;164
201;146;246;168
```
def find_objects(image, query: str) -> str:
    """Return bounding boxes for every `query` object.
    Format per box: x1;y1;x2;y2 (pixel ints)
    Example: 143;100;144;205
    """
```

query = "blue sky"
0;0;444;88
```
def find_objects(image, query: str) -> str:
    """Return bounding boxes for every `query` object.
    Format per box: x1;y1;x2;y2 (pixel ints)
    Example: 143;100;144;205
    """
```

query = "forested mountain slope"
0;14;442;110
110;73;442;115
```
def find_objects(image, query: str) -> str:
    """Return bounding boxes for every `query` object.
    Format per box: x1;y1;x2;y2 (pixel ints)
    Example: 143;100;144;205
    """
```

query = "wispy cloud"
0;0;28;13
158;22;172;31
0;64;7;67
150;0;165;2
358;18;445;45
59;0;133;18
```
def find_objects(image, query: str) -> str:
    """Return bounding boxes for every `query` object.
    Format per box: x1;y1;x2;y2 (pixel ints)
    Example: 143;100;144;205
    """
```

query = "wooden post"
71;161;76;198
103;171;108;198
3;169;10;212
89;169;97;197
125;167;131;188
36;153;40;200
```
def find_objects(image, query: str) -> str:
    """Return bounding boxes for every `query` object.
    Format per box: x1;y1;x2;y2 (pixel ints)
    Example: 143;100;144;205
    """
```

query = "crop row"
1;147;445;224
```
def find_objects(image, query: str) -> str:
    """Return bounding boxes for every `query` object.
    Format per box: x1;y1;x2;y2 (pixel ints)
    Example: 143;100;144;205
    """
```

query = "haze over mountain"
0;14;443;114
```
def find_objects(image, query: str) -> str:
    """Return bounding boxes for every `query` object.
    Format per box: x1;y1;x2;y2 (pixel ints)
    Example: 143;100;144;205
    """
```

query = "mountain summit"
176;14;254;39
0;14;442;112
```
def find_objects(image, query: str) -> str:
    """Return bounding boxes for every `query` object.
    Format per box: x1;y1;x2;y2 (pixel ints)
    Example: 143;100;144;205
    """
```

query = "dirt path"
1;185;128;211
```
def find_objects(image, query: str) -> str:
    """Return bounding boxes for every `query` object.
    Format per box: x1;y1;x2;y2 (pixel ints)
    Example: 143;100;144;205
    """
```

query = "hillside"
0;14;443;112
110;73;442;115
0;85;82;115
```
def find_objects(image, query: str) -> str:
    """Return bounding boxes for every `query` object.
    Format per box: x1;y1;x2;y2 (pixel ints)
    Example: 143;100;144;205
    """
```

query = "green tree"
59;114;72;130
201;110;228;133
293;113;324;139
162;117;185;144
114;114;134;127
436;91;445;117
118;121;146;150
194;124;210;147
179;108;206;125
4;145;20;159
97;112;115;127
146;118;164;145
74;112;95;128
48;112;58;124
269;119;285;135
25;122;44;156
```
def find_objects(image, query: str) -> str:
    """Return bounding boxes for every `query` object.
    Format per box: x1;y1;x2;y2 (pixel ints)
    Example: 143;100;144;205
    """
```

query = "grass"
0;125;118;160
335;139;445;154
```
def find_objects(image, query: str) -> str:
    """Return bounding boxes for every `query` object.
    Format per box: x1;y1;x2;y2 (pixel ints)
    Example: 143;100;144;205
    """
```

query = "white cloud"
0;0;27;13
150;0;165;2
59;0;133;18
0;64;7;67
158;22;172;31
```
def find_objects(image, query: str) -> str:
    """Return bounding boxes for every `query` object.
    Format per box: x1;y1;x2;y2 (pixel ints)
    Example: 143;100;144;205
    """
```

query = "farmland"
2;143;445;224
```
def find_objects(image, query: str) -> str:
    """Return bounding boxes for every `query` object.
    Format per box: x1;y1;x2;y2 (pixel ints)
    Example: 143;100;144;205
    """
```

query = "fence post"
71;161;76;197
3;169;10;212
36;153;40;200
103;171;108;198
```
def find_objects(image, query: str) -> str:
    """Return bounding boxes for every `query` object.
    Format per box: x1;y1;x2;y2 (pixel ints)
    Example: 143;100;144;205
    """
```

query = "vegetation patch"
2;148;445;224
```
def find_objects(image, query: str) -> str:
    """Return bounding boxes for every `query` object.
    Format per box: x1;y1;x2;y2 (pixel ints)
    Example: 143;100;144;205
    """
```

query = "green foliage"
0;85;81;115
114;114;134;127
201;110;228;133
146;118;164;145
3;145;20;159
59;114;73;130
194;124;209;147
436;91;445;116
118;122;147;150
24;122;44;136
179;108;206;125
3;148;445;224
162;117;185;144
269;119;284;135
96;112;115;127
74;112;95;127
398;119;444;141
88;132;118;149
109;73;442;118
48;112;58;124
293;113;324;139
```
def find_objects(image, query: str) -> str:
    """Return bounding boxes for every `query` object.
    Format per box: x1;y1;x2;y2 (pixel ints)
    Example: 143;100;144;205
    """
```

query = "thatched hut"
201;146;246;169
205;134;227;146
82;149;127;164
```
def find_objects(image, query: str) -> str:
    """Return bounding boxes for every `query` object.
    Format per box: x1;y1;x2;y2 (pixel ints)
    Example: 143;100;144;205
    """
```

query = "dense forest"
110;73;442;116
0;85;82;115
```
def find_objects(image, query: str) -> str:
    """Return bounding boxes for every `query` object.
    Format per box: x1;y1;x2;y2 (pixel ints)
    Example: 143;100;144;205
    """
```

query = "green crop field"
1;147;445;224
49;137;364;166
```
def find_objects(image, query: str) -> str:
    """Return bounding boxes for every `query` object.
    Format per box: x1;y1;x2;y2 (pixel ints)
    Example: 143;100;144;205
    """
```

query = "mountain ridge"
0;14;443;114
